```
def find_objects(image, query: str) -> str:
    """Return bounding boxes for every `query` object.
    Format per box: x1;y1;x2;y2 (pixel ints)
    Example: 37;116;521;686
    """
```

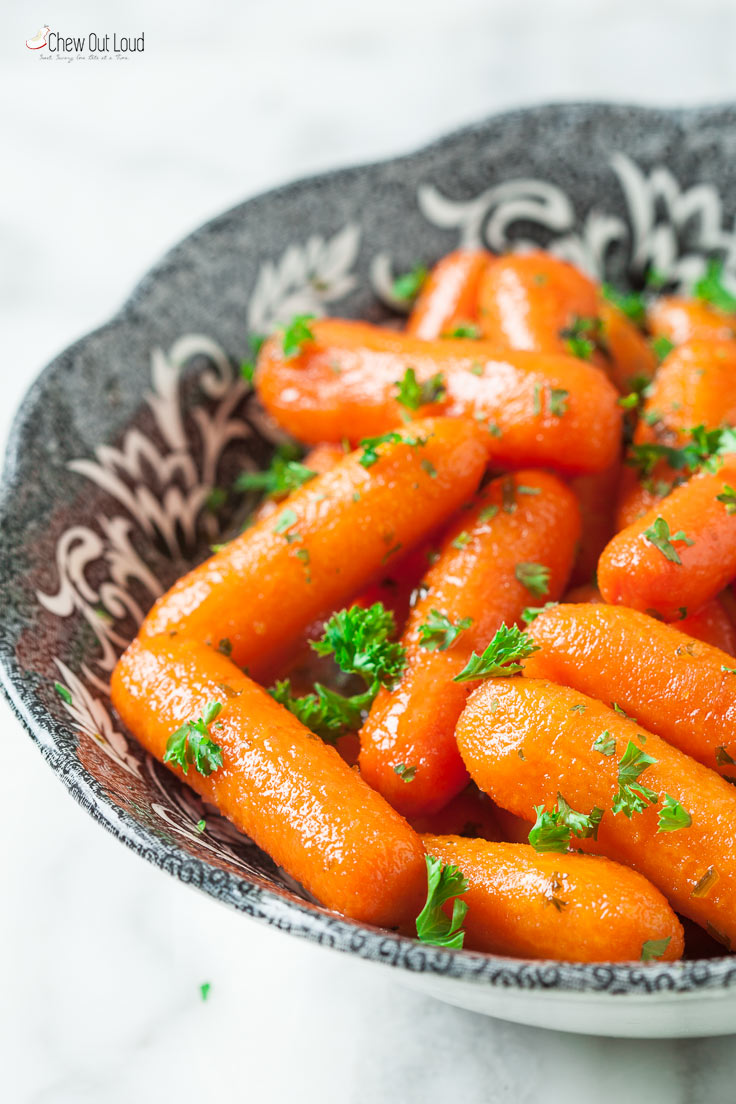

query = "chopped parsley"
358;431;427;468
163;701;224;777
643;516;694;565
217;638;232;657
270;679;374;742
693;258;736;314
311;603;406;688
651;335;675;363
445;323;481;339
479;504;499;523
395;367;446;410
452;531;471;550
528;795;604;854
200;982;211;1001
602;284;647;326
273;508;298;535
549;388;569;417
281;314;316;358
235;444;316;499
393;264;429;303
593;731;616;756
716;484;736;514
641;937;671;962
628;423;736;478
612;740;659;818
515;561;550;597
521;601;559;624
54;681;72;705
657;794;692;833
195;819;206;833
393;763;417;783
453;624;539;683
560;315;604;361
415;855;468;948
418;610;472;651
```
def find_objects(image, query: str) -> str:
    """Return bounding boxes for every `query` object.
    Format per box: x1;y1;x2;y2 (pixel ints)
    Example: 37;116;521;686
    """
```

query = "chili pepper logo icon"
26;25;50;50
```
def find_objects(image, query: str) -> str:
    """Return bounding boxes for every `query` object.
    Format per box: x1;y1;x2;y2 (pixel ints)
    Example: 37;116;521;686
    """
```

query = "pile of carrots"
111;247;736;964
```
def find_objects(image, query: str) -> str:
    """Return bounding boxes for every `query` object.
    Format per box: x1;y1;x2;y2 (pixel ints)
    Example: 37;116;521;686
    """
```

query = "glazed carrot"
598;299;658;393
406;250;491;339
678;595;736;655
568;458;621;587
617;340;736;527
140;418;490;681
422;835;683;962
410;786;500;841
477;251;600;355
599;458;736;619
254;319;621;473
524;602;736;775
111;636;426;928
456;678;736;948
648;296;736;346
359;470;580;816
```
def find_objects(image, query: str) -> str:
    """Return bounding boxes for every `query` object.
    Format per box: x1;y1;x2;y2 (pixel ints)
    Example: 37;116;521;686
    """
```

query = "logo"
25;24;50;50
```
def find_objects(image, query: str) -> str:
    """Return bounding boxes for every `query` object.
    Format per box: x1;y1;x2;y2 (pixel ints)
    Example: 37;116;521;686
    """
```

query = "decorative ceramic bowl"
4;103;736;1040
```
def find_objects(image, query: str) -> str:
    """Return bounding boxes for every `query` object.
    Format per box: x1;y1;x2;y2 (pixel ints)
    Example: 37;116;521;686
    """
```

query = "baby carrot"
648;296;736;346
679;596;736;655
406;250;491;339
111;635;427;928
617;339;736;527
358;470;580;817
476;251;600;355
456;677;736;948
599;458;736;619
140;417;490;681
524;601;736;775
254;319;621;473
422;834;683;962
598;299;658;393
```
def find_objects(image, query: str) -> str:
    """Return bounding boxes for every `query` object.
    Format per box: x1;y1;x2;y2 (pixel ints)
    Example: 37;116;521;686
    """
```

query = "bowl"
4;102;736;1039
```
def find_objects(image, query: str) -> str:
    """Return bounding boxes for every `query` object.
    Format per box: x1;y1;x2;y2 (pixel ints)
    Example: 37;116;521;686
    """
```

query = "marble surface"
3;0;736;1099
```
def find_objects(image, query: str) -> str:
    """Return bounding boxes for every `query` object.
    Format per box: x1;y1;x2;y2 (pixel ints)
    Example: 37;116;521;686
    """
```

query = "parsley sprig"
602;284;647;326
270;680;374;743
312;603;406;688
612;740;659;818
528;795;604;854
560;315;606;361
418;610;472;652
281;314;316;358
358;431;427;468
235;444;316;499
395;367;446;411
453;624;539;683
627;424;736;478
163;702;224;776
515;562;550;597
416;855;468;948
393;263;429;303
693;259;736;314
643;516;694;565
657;793;692;833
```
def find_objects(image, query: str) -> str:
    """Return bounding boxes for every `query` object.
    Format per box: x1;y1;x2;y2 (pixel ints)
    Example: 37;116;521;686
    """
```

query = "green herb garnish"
393;264;429;303
657;793;692;833
163;702;224;777
395;367;446;410
528;795;604;854
418;610;472;652
693;259;736;314
612;740;659;818
415;855;468;948
515;561;550;597
281;314;316;358
643;516;694;565
641;937;671;962
453;624;539;683
311;603;406;688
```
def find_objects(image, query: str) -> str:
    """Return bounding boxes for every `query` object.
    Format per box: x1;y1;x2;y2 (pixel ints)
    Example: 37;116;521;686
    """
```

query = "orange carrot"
456;677;736;948
140;418;490;681
410;786;500;841
598;299;658;393
648;296;736;346
599;459;736;619
477;251;600;355
678;596;736;655
422;834;683;961
254;319;621;473
111;636;426;927
251;442;348;523
406;250;491;339
359;470;580;816
617;339;736;527
524;601;736;776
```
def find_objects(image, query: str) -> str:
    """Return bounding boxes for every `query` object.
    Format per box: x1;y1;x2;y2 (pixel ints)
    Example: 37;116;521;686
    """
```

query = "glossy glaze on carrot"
524;602;736;776
358;470;580;817
111;635;426;928
600;458;736;619
648;296;736;346
422;835;683;961
406;250;491;339
254;319;621;473
456;678;736;947
140;417;489;680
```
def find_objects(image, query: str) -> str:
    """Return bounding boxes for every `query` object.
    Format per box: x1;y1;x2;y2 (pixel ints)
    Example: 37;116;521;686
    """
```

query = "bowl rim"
4;100;736;999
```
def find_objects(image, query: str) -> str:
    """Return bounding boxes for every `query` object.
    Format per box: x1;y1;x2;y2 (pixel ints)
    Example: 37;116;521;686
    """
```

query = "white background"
3;1;736;1100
